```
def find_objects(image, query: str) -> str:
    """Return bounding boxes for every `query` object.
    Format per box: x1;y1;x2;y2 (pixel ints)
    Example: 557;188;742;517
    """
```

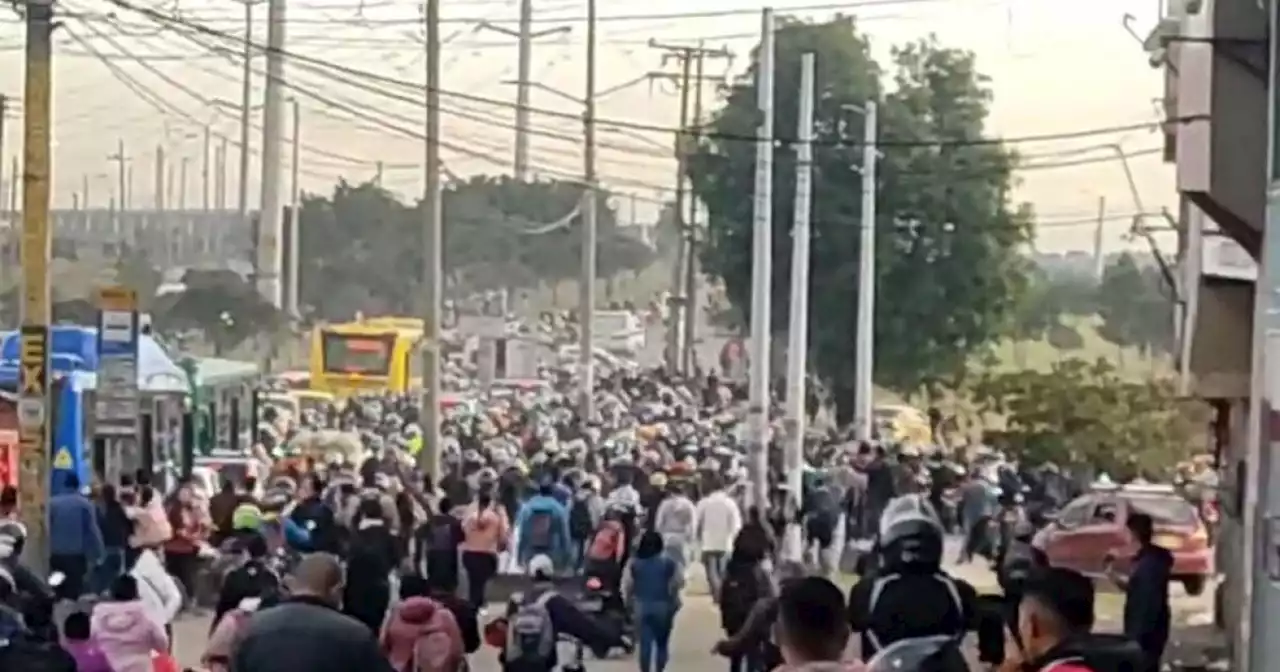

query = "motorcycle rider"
0;522;53;614
846;494;981;660
498;554;626;672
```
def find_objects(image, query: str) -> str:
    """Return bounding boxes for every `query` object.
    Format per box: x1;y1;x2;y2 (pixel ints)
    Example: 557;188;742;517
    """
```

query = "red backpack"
585;520;625;563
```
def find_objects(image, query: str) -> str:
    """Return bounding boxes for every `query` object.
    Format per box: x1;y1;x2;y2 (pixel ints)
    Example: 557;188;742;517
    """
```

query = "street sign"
95;286;140;441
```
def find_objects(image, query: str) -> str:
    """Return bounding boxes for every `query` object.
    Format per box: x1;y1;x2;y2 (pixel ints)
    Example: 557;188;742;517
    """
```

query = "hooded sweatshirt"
203;597;261;672
63;637;113;672
91;600;168;672
379;596;464;672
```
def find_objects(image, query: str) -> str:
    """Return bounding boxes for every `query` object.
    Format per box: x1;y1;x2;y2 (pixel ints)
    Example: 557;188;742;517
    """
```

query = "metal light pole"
578;0;598;421
782;52;815;562
419;0;444;478
746;7;776;512
237;0;259;221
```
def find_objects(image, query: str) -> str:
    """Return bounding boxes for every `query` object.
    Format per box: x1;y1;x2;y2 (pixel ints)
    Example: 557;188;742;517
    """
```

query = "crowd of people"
0;350;1188;672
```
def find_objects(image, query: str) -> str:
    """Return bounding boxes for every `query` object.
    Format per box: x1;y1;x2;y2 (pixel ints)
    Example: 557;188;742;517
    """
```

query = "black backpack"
569;500;594;540
718;565;764;633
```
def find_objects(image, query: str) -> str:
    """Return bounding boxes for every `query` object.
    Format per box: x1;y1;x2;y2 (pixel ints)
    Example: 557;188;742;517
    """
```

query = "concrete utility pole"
419;0;444;479
237;0;259;221
0;94;7;219
478;0;570;180
18;0;54;577
202;125;211;211
852;99;878;442
1244;1;1280;667
747;7;776;513
649;39;731;374
1091;196;1106;281
256;0;287;309
286;98;301;320
109;140;127;211
577;0;598;421
153;145;165;210
782;52;815;563
217;135;229;210
179;157;190;210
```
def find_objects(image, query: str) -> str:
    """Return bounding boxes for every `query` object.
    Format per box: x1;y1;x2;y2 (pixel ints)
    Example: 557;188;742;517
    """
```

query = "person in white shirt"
694;484;742;602
654;483;697;572
130;547;184;639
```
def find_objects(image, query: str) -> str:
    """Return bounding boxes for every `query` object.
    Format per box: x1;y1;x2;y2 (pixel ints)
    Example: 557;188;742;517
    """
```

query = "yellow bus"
309;317;424;396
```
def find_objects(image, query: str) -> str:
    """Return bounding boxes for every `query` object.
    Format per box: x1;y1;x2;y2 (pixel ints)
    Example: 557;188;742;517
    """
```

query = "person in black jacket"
414;497;465;587
288;476;340;555
213;533;280;629
343;499;400;634
1108;513;1172;672
232;553;393;672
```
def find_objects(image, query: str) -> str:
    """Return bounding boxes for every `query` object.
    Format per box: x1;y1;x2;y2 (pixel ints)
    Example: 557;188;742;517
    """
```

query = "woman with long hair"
460;489;508;610
622;530;682;672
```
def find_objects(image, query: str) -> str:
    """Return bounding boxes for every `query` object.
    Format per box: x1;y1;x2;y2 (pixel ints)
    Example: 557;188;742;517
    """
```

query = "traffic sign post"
95;287;140;486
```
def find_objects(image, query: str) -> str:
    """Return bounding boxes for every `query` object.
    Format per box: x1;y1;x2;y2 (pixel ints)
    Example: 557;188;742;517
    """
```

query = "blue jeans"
91;548;125;595
637;605;674;672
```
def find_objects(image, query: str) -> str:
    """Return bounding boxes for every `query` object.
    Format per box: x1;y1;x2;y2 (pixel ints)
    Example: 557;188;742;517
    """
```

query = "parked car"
1032;483;1212;595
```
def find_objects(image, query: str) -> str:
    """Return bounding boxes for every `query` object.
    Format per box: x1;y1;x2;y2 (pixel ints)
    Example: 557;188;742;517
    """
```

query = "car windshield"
1126;495;1198;526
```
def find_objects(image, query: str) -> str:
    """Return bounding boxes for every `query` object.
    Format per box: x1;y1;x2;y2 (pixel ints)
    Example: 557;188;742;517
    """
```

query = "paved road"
169;536;1215;669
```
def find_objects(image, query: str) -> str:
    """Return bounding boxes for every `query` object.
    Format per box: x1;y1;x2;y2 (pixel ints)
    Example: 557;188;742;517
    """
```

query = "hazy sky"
0;0;1176;253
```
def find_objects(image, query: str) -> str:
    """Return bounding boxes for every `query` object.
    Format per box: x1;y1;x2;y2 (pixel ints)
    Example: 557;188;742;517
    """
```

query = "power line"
100;0;1201;151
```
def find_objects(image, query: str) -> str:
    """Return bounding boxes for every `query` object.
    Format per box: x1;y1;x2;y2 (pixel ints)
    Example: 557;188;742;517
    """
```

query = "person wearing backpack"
514;483;571;572
620;531;682;672
380;582;466;672
715;544;774;672
567;485;602;570
500;555;625;672
415;498;465;592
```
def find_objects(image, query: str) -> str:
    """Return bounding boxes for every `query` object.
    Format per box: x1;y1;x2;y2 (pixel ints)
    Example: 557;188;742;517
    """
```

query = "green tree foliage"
1096;253;1174;355
971;358;1203;479
297;177;654;320
151;269;285;355
689;17;1031;420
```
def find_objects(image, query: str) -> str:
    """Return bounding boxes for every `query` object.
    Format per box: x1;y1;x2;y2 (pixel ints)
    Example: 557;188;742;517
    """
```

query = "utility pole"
478;0;571;180
782;52;815;563
649;39;731;374
747;7;776;513
18;0;54;577
1244;1;1280;668
0;94;7;220
1091;196;1106;281
852;100;878;442
9;157;17;215
218;135;229;210
237;0;257;221
577;0;598;420
82;173;89;210
179;157;188;210
286;98;301;320
257;0;287;309
202;125;211;211
109;140;126;211
419;0;443;478
153;145;165;210
374;161;383;186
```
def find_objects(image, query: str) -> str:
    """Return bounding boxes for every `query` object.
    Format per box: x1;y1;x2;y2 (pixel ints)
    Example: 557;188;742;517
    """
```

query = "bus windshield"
321;331;395;376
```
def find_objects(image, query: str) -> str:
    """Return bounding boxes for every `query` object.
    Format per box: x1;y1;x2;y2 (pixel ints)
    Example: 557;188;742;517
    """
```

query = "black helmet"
878;494;944;568
864;635;967;672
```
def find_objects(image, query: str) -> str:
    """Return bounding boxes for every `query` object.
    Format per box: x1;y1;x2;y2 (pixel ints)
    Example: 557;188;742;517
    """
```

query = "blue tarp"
0;326;188;392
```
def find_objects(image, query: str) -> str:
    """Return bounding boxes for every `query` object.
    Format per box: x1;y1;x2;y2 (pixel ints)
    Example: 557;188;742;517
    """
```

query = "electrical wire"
99;0;1203;151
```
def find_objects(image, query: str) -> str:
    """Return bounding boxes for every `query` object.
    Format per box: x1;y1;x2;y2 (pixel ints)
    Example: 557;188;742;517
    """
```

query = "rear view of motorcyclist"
499;555;624;672
0;522;53;618
846;494;980;660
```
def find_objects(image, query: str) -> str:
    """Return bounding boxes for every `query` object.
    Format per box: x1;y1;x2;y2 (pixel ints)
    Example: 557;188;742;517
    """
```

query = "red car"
1033;485;1212;595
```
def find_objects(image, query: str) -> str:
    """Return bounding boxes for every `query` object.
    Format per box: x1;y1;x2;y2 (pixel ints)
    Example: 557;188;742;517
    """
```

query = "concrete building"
1160;0;1267;665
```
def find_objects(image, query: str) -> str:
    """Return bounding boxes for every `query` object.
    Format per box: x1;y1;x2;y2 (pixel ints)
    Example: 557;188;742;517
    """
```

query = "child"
62;611;112;672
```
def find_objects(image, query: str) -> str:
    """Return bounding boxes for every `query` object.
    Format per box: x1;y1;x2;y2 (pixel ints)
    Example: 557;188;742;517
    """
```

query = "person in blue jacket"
516;481;572;570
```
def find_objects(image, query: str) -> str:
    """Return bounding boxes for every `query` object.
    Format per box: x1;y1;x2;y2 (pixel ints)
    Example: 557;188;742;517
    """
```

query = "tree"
971;358;1205;480
1097;253;1174;356
152;269;285;355
296;177;643;321
689;17;1031;422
